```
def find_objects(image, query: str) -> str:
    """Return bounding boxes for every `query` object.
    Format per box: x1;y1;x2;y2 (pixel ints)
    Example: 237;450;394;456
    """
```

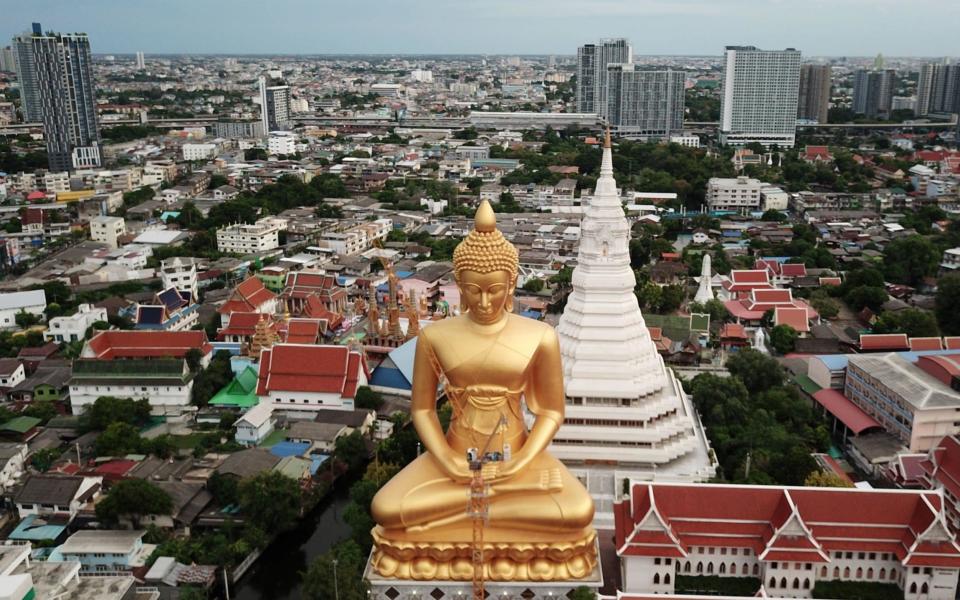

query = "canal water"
231;483;353;600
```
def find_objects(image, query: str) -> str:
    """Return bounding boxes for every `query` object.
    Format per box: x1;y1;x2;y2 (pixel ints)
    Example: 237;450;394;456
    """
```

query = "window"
654;558;661;565
856;567;862;578
793;578;800;589
653;573;660;584
867;568;873;580
769;578;776;589
803;579;810;590
664;574;670;585
857;552;865;560
719;563;726;574
707;562;714;574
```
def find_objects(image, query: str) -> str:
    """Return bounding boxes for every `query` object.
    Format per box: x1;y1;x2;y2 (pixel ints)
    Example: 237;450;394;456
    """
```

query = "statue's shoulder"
503;314;557;350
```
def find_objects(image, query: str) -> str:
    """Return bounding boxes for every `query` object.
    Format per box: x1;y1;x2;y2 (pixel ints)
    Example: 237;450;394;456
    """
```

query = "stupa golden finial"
604;124;611;149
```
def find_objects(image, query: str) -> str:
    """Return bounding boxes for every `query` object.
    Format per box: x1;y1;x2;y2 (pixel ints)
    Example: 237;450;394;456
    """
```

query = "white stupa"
693;253;715;304
552;130;716;527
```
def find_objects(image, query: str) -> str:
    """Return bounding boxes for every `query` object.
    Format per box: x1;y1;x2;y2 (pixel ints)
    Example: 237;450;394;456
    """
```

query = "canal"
231;482;353;600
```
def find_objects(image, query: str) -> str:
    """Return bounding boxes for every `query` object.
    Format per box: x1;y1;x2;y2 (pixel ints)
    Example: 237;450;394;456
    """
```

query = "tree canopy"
238;471;301;535
96;479;173;528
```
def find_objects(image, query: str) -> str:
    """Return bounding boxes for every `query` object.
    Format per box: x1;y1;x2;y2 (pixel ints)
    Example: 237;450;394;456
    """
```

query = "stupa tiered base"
370;526;598;581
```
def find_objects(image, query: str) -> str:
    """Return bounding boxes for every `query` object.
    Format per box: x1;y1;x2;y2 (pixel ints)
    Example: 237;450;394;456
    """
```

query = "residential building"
845;353;960;452
12;23;101;170
605;66;685;139
761;186;789;211
287;421;348;453
135;51;144;69
212;120;264;139
182;143;217;161
14;474;101;520
916;63;960;116
89;215;124;249
706;176;765;211
719;46;802;147
370;83;402;98
853;69;897;118
576;38;631;116
217;218;280;254
614;481;960;600
160;256;199;300
259;76;291;132
43;303;107;343
669;134;700;148
554;134;715;528
10;24;42;123
129;287;199;331
268;131;297;155
58;530;153;572
797;64;831;123
0;290;46;330
69;358;194;415
256;344;369;415
317;218;392;256
234;402;275;446
454;145;490;161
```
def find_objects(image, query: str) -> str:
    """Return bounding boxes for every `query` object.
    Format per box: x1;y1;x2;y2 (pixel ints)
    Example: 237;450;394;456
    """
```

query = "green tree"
342;479;378;550
22;400;57;424
310;173;350;198
301;540;369;600
569;587;597;600
844;286;888;312
191;351;233;406
95;422;146;456
872;308;939;338
15;310;40;328
936;273;960;335
688;299;730;324
810;295;839;319
175;202;204;229
522;278;545;293
658;284;686;313
30;448;61;472
883;235;939;286
85;397;152;431
354;386;384;411
238;471;301;534
206;471;239;506
96;479;173;528
769;324;799;354
334;431;369;473
207;174;229;190
804;471;854;488
725;349;784;394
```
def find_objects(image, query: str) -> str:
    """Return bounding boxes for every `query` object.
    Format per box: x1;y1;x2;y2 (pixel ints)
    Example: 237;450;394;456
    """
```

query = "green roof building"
210;366;259;409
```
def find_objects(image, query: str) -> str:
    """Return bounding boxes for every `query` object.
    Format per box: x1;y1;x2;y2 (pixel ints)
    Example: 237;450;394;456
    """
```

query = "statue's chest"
434;335;536;389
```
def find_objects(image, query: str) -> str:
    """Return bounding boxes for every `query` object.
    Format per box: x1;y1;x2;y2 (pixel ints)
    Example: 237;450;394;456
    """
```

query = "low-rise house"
234;402;275;447
8;361;72;404
287;421;348;453
0;442;28;493
43;304;107;343
15;474;102;521
215;448;281;480
0;359;26;396
56;530;154;572
0;290;46;330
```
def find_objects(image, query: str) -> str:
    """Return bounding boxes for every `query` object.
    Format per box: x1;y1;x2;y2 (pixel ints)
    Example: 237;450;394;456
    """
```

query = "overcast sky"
3;0;958;57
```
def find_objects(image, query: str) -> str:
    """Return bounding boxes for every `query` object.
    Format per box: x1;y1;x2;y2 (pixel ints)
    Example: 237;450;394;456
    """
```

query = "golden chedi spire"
452;200;518;280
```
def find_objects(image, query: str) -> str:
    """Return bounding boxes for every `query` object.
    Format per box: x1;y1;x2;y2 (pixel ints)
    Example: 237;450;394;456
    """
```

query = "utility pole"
332;558;340;600
223;567;231;600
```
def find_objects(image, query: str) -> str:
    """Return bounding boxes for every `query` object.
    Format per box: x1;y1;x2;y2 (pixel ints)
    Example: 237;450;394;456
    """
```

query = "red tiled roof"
218;276;276;315
917;354;960;387
775;306;810;332
85;330;212;359
820;277;842;286
812;389;880;435
860;333;910;351
945;337;960;350
281;319;322;344
256;344;367;398
910;337;945;352
752;288;793;304
616;482;960;568
782;263;808;277
720;322;748;340
732;270;770;284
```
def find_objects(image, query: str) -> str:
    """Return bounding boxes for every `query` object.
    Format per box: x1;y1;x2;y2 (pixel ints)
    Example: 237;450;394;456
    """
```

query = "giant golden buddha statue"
370;201;597;582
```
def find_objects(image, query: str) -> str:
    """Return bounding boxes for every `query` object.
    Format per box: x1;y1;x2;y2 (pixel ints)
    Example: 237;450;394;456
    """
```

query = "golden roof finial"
604;125;611;149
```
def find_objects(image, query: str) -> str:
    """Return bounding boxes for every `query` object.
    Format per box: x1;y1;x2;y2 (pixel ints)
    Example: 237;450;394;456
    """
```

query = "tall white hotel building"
719;45;802;148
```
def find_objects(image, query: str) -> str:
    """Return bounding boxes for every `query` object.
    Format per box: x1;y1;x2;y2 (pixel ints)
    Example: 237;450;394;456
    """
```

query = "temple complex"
553;132;716;528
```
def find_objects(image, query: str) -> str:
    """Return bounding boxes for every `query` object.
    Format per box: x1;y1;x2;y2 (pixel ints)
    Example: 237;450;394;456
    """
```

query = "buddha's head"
453;200;519;324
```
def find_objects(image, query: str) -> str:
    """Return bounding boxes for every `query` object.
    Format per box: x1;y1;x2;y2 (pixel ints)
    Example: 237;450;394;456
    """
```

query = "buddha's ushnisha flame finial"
453;200;518;280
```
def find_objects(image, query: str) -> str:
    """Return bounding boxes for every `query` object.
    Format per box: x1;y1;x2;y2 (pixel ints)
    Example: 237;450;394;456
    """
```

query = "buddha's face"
458;270;514;325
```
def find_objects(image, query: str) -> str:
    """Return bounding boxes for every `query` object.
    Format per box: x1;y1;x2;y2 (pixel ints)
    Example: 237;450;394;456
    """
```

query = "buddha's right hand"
439;452;472;484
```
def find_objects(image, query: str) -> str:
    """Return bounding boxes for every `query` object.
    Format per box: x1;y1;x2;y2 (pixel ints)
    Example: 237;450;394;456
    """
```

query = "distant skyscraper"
797;64;831;123
605;65;685;138
258;75;291;133
916;63;960;116
0;46;15;73
853;69;896;118
135;51;145;70
719;46;801;147
576;38;631;116
13;23;101;171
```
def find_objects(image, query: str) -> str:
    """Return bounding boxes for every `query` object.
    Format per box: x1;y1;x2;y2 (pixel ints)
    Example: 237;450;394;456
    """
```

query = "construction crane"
466;415;509;600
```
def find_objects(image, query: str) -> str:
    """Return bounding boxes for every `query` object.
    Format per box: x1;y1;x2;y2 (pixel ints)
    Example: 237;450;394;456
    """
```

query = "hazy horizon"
3;0;960;57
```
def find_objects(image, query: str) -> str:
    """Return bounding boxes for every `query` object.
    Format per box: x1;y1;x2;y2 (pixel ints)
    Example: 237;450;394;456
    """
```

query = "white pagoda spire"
552;129;715;526
694;253;714;304
556;128;667;399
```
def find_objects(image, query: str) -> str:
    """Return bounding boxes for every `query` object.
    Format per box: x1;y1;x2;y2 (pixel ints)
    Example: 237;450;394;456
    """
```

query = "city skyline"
3;0;960;57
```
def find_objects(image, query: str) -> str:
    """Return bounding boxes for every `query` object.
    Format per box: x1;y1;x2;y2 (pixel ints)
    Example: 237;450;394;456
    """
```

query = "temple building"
614;481;960;599
553;132;715;527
